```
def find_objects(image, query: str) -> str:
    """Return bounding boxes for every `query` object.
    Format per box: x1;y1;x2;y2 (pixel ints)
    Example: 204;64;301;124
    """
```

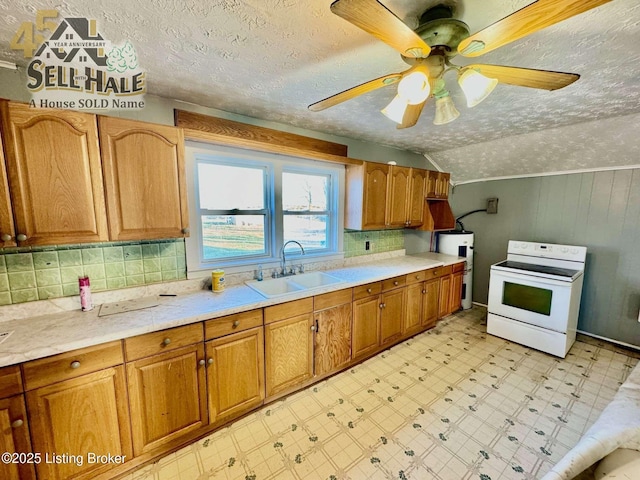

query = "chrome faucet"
279;240;305;277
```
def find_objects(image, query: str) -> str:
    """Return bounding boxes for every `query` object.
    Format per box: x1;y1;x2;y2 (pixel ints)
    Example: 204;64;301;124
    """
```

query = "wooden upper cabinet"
99;116;189;240
362;162;389;229
0;101;108;246
407;168;426;227
0;130;15;247
426;171;450;199
386;166;410;227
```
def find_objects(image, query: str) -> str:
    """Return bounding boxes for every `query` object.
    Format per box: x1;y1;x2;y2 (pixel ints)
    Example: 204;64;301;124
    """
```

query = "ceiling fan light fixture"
397;69;430;105
433;93;460;125
381;95;409;124
458;68;498;108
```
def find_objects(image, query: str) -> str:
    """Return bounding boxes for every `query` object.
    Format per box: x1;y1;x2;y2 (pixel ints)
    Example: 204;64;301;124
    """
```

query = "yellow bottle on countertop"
212;270;225;292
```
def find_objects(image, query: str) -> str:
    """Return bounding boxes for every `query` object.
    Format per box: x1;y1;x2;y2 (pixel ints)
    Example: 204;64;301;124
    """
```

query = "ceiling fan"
309;0;612;128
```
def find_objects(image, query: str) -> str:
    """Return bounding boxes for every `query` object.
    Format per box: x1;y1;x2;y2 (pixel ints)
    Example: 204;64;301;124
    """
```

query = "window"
185;143;344;275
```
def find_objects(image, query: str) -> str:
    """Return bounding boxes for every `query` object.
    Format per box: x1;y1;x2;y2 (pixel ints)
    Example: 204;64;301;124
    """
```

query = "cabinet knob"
310;325;316;332
70;361;81;369
207;358;214;365
1;233;11;242
379;303;385;309
232;320;240;328
199;359;206;366
11;419;24;428
182;227;190;235
415;275;420;279
162;338;171;346
393;281;399;286
422;290;427;294
16;233;27;242
367;288;372;293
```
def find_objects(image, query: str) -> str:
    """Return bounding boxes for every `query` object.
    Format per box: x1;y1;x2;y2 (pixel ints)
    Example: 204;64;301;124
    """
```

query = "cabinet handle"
232;320;240;328
367;288;372;293
1;233;11;242
199;359;205;366
162;338;171;346
70;361;81;369
182;227;190;235
16;233;27;242
393;281;399;286
207;358;214;365
11;419;23;428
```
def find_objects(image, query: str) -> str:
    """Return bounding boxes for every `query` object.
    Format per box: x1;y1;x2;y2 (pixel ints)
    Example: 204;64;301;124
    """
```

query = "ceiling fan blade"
465;64;579;90
331;0;431;58
397;100;426;129
458;0;613;57
308;72;403;111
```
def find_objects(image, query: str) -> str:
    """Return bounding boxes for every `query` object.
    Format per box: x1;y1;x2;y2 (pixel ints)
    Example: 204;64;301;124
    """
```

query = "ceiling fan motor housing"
414;4;470;57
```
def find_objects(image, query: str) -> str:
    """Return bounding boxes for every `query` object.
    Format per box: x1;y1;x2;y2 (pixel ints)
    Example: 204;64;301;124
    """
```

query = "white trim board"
449;164;640;187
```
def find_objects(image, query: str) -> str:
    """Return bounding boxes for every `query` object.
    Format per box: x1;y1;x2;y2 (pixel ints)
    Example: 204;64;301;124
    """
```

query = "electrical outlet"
487;197;499;214
365;241;370;251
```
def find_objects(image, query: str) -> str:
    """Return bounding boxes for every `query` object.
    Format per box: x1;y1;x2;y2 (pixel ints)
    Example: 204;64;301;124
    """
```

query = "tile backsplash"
0;230;405;306
0;240;186;306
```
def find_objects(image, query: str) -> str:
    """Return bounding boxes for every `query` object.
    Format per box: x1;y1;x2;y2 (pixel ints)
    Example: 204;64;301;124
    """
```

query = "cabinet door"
438;274;452;318
449;271;464;313
423;278;440;328
26;367;132;480
362;162;389;229
436;172;450;198
99;116;189;240
386;165;410;227
0;101;108;246
404;283;424;336
0;130;16;247
425;171;437;198
352;296;381;359
265;313;314;398
127;344;206;456
206;327;265;426
406;168;426;227
380;288;405;345
315;303;352;377
0;395;35;480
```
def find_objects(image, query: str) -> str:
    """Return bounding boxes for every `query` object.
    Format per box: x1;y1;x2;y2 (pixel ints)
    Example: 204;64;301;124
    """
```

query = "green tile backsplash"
0;231;404;306
0;240;187;305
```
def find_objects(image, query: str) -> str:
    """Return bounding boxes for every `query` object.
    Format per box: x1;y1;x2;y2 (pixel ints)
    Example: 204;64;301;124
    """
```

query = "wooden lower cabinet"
314;301;352;377
423;278;440;328
438;273;452;318
0;395;34;480
206;327;265;426
265;312;314;398
126;344;207;456
352;295;381;360
450;270;464;313
26;367;132;480
380;288;405;345
405;277;440;334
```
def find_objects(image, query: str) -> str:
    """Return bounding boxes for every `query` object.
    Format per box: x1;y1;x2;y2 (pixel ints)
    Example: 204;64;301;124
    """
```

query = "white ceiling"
1;0;639;181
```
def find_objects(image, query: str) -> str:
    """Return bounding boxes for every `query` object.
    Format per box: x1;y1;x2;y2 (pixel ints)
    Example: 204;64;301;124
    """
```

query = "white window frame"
184;141;344;278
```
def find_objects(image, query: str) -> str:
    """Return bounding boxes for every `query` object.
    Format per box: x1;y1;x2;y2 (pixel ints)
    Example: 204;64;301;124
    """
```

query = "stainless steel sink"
246;271;344;298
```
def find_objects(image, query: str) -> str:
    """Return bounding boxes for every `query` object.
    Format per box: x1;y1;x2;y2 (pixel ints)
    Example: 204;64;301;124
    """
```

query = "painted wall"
0;68;432;305
448;168;640;347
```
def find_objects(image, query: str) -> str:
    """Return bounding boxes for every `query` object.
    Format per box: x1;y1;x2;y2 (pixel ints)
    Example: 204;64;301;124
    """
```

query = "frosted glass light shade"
433;95;460;125
381;95;409;124
397;70;430;105
458;69;498;108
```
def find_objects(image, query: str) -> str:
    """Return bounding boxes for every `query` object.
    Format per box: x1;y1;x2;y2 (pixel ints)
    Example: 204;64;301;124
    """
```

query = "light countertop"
0;253;464;368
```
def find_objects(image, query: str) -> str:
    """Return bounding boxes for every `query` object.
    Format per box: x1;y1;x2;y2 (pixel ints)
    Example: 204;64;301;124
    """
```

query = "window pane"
284;215;328;251
282;172;328;211
201;215;266;260
198;163;264;210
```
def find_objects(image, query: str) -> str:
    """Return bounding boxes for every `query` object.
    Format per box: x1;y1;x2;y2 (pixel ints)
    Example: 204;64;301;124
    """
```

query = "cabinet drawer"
382;275;406;291
205;309;263;340
405;270;426;284
264;298;313;324
426;265;452;278
353;282;382;300
314;288;352;311
0;365;23;397
452;262;465;273
124;323;203;361
22;341;123;391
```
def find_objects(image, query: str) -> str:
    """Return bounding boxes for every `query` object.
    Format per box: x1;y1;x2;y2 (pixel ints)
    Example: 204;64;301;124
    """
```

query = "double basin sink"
246;271;344;298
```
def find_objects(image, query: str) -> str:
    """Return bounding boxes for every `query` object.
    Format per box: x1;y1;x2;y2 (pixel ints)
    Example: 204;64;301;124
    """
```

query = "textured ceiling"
1;0;639;181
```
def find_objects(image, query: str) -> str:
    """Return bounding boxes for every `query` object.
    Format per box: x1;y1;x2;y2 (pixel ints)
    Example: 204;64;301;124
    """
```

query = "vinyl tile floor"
125;307;640;480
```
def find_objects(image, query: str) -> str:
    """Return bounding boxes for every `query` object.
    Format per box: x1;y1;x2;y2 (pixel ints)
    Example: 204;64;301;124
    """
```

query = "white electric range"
487;240;587;358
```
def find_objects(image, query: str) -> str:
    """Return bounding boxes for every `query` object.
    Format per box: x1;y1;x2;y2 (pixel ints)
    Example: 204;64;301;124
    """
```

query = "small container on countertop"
212;270;225;292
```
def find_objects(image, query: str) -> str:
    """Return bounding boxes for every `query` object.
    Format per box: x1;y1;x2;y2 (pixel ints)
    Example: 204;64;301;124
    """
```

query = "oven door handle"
490;268;571;287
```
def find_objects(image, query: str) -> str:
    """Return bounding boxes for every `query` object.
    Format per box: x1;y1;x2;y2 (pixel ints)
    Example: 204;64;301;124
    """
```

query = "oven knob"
520;243;528;249
570;248;578;254
561;247;569;253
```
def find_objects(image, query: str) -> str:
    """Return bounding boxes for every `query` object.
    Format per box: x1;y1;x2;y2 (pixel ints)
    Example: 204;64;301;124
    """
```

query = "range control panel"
507;240;587;262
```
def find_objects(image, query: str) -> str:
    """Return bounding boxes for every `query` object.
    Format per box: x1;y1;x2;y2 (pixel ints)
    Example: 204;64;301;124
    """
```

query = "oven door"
488;268;573;332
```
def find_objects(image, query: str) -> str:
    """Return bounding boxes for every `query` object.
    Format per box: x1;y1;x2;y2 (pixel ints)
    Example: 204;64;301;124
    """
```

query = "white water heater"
438;231;474;310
